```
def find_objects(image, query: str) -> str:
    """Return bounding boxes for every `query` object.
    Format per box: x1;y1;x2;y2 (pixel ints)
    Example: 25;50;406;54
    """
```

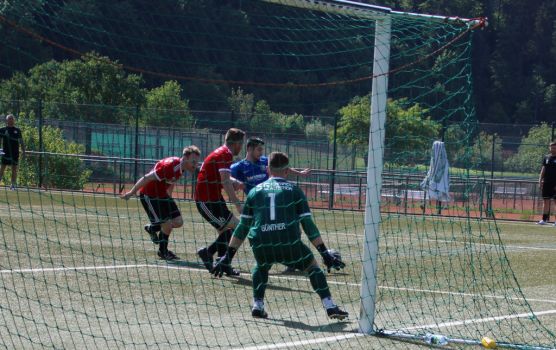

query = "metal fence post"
328;114;338;210
37;99;43;188
134;105;140;182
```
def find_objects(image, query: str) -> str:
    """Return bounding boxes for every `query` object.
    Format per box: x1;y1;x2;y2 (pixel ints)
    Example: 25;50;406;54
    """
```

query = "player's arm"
220;170;243;213
289;168;311;177
539;165;546;188
166;183;175;197
120;172;157;200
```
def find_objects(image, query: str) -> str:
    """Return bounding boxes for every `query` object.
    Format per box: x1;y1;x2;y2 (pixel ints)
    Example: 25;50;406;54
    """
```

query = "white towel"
421;141;450;202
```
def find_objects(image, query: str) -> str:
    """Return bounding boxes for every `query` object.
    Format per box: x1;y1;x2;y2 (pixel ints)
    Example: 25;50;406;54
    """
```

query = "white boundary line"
3;263;556;306
2;262;556;349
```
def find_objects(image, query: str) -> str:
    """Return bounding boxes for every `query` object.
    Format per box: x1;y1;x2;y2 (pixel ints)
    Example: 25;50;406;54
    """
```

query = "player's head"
225;128;245;156
550;142;556;155
246;137;265;161
181;145;201;173
268;152;289;177
6;114;15;127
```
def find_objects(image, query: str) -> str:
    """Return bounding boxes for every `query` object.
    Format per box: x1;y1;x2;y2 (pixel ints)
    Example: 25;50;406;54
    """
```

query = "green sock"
308;266;331;299
252;265;269;300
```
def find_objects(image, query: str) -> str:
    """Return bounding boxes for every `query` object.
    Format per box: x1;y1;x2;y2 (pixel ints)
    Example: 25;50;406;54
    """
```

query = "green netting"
1;0;555;349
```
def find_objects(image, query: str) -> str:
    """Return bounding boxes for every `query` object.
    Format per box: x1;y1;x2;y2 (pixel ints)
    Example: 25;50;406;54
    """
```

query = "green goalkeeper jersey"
233;177;320;245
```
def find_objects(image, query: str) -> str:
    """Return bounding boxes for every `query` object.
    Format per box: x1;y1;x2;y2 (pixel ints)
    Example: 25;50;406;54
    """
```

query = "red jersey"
140;157;183;198
195;145;233;202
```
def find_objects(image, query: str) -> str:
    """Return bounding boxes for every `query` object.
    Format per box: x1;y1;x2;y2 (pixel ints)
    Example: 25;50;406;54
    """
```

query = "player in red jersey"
195;128;245;276
121;146;201;260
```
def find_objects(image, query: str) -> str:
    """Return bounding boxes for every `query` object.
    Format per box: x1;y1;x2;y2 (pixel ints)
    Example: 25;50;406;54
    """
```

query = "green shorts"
250;241;315;271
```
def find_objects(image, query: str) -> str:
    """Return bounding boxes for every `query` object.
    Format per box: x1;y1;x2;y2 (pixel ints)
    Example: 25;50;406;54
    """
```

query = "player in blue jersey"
231;137;310;273
231;137;310;195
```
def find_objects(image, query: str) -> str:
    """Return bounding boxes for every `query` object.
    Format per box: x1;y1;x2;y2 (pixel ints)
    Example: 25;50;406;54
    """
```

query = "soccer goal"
0;0;555;349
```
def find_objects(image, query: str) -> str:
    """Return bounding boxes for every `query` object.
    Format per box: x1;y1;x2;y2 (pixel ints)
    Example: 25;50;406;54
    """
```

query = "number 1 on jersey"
268;193;276;221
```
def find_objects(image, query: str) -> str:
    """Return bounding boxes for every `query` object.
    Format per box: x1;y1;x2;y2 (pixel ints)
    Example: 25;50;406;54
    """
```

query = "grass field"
0;188;555;349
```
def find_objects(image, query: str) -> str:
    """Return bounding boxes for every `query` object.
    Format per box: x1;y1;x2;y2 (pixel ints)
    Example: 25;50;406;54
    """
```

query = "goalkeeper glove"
317;244;345;273
212;246;237;278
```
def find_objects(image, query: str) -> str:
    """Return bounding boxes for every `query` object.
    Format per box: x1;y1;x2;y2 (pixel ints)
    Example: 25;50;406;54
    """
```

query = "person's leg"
539;198;551;224
157;198;181;260
298;245;348;320
10;165;18;188
251;263;270;318
0;164;7;184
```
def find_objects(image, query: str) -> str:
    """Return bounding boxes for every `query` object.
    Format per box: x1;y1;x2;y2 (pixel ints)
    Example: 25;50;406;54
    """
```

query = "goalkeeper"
213;152;348;320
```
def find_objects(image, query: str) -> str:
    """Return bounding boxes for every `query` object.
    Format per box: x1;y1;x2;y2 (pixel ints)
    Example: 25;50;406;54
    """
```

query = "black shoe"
326;306;349;320
197;247;214;272
144;225;160;244
158;250;179;261
252;307;268;319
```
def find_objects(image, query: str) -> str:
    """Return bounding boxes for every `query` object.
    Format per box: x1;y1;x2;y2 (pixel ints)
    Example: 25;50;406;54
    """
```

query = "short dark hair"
183;145;201;157
269;152;289;170
225;128;245;144
550;142;556;147
246;137;264;149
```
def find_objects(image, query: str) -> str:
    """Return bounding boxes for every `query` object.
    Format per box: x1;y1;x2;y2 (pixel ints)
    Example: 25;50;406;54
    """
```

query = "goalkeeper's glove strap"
316;243;328;254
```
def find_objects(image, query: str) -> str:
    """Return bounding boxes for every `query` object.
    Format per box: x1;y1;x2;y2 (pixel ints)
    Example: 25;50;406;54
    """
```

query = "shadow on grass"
230;275;314;294
267;318;352;333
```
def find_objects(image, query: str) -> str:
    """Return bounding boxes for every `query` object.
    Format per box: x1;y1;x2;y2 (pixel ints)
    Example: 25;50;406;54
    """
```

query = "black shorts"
542;182;556;199
1;155;18;166
196;200;233;231
139;194;181;225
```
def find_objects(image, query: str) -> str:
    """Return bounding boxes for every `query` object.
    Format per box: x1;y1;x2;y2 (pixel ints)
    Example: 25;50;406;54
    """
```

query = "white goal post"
262;0;481;335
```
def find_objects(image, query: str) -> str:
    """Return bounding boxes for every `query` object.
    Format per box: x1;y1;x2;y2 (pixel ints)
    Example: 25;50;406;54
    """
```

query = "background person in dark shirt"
0;114;26;190
538;141;556;225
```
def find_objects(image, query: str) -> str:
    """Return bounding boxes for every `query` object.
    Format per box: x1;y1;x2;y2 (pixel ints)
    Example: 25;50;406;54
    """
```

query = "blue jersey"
230;156;269;194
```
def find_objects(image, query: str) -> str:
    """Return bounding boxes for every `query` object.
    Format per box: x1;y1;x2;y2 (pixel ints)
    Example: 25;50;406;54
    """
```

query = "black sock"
543;214;549;221
216;229;233;257
159;232;169;253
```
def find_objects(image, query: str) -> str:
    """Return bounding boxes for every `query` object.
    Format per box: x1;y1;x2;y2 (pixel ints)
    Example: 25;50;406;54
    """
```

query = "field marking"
0;264;150;274
232;333;364;350
2;262;556;349
232;309;556;350
3;262;555;306
401;308;556;331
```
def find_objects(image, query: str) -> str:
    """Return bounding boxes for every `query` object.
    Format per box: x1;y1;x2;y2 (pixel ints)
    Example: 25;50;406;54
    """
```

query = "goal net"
0;0;554;349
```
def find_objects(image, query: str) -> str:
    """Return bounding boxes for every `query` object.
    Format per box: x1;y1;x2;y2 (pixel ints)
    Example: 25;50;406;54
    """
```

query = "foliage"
504;123;552;173
0;53;145;124
336;95;441;164
228;87;255;129
16;114;91;190
144;81;195;128
468;131;503;171
305;119;332;139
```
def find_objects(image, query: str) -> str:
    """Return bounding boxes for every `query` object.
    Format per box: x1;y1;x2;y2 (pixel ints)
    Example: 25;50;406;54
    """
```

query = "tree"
504;123;552;173
468;132;503;171
0;53;145;124
16;115;91;190
143;81;195;128
336;95;441;165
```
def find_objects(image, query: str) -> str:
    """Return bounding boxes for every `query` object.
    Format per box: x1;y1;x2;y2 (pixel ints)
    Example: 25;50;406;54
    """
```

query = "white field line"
401;309;556;331
232;309;556;350
2;263;555;306
0;264;150;274
2;263;556;350
232;333;364;350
